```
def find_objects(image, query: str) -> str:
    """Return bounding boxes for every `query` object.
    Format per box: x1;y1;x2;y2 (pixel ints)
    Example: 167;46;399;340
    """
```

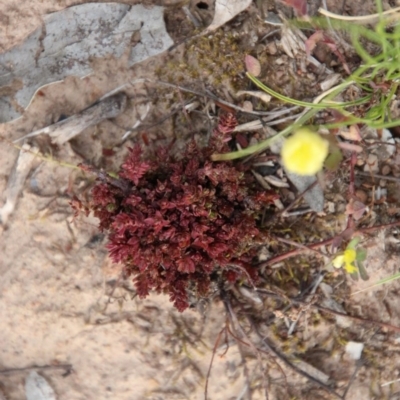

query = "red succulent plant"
77;116;277;311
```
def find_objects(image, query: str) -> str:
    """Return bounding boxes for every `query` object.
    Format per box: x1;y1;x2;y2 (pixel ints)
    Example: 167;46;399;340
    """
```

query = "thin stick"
13;94;127;144
205;327;227;400
260;221;400;267
273;236;327;259
275;179;318;218
259;236;336;267
301;302;400;334
228;322;291;394
346;153;357;231
356;171;400;183
0;364;72;375
341;361;364;400
126;78;299;117
256;288;400;334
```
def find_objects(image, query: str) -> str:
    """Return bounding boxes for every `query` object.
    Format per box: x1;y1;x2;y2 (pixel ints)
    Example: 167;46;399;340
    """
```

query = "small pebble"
33;233;47;243
388;207;400;215
363;154;379;172
280;188;295;201
266;41;278;55
53;253;65;261
355;189;368;203
356;158;365;166
345;341;364;360
258;246;270;261
242;100;253;112
376;187;387;200
381;165;391;175
275;56;286;65
319;282;333;297
306;73;315;80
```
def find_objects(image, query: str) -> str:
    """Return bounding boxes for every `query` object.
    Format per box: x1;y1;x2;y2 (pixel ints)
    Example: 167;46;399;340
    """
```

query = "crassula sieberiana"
74;116;277;311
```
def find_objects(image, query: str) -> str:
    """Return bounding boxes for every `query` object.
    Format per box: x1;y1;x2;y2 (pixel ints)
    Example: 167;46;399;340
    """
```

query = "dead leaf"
304;30;350;74
346;199;367;220
242;100;253;112
280;25;307;58
337;142;363;153
280;0;308;16
0;144;39;226
0;3;173;122
320;73;341;91
203;0;252;33
244;55;261;77
305;31;325;56
339;125;362;141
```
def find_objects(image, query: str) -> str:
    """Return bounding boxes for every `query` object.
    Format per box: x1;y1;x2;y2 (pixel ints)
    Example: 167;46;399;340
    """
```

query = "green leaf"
357;261;369;281
350;270;359;281
351;272;400;296
324;147;343;171
246;73;370;109
356;248;367;261
366;105;383;120
347;237;361;249
374;272;400;286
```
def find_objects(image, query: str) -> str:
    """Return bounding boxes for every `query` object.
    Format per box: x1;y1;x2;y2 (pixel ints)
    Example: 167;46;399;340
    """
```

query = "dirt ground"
2;1;400;400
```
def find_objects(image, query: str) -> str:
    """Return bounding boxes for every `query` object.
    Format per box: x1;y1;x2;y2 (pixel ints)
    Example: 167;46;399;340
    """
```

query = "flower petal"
333;254;344;268
344;262;358;274
281;129;329;175
344;249;357;264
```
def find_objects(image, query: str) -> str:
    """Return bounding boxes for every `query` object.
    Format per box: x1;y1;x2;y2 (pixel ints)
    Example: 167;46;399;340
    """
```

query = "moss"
156;28;251;93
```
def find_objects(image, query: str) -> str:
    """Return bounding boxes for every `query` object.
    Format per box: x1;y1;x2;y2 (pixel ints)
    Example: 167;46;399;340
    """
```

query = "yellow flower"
333;249;358;274
281;129;329;175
